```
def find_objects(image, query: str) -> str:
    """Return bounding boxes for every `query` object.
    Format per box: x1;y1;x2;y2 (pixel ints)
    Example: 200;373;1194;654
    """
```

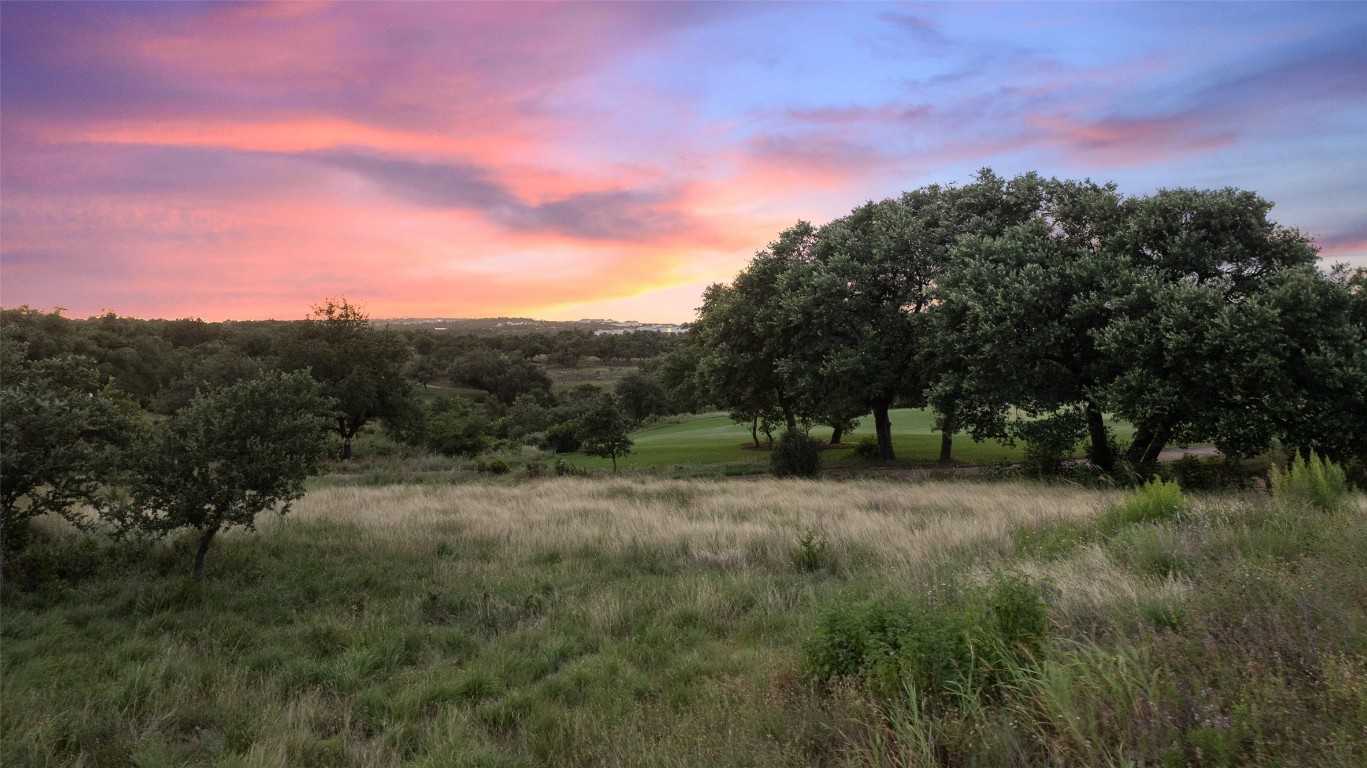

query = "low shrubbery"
1097;477;1186;534
770;430;822;477
1012;411;1085;477
1270;451;1352;512
805;575;1049;703
852;437;881;461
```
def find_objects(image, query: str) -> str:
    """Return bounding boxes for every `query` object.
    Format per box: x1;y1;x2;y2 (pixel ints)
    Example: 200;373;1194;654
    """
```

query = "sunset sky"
2;1;1365;322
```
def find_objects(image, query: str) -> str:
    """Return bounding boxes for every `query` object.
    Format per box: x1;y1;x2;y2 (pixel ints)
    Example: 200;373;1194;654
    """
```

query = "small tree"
284;298;414;460
125;371;331;578
579;396;633;472
1;346;139;552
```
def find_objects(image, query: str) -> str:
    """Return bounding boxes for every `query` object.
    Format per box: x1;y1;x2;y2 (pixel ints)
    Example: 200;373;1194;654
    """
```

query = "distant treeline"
0;307;683;411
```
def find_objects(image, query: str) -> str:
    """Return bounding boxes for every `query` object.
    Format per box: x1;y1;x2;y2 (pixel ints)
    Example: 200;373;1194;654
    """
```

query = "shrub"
852;437;880;461
553;458;588;477
771;430;822;478
1270;451;1351;512
1162;454;1246;490
1011;411;1085;477
474;458;510;475
1098;478;1186;535
805;576;1049;704
543;421;581;453
791;528;834;573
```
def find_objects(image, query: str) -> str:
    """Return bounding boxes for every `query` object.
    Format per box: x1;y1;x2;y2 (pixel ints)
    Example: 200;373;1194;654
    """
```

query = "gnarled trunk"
830;425;844;446
1125;422;1172;466
751;417;760;449
873;402;895;462
1085;400;1114;471
937;409;956;464
193;525;219;580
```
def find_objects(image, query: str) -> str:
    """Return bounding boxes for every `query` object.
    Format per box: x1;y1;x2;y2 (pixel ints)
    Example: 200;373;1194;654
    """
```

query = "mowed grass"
562;409;1135;471
4;479;1365;767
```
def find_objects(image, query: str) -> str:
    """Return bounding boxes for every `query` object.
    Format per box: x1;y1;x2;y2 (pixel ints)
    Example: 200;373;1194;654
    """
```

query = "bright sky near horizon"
2;1;1365;323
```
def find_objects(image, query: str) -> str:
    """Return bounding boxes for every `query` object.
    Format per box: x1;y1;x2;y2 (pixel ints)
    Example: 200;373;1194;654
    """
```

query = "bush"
543;421;581;453
804;576;1049;704
1098;478;1186;534
554;458;588;477
1011;411;1085;477
852;437;880;461
474;458;510;475
1270;451;1351;512
1162;454;1245;490
771;430;822;478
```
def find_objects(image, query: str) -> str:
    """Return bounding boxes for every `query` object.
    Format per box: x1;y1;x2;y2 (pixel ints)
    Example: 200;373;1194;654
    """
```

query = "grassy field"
561;409;1136;472
4;478;1364;766
545;364;640;394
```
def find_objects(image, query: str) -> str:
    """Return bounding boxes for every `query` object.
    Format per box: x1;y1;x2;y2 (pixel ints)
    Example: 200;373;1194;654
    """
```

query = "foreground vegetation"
5;477;1364;766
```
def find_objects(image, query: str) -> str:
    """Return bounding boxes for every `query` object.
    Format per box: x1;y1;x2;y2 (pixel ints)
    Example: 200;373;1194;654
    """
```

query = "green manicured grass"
4;479;1364;766
562;408;1134;472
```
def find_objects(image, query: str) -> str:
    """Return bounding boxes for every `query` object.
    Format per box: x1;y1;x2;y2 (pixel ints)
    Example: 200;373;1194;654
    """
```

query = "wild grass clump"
1097;477;1186;535
1270;451;1352;512
791;527;834;573
1013;518;1097;561
805;575;1049;704
770;430;822;477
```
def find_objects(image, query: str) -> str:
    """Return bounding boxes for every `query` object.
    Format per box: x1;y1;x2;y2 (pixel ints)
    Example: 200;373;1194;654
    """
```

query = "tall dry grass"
278;478;1119;574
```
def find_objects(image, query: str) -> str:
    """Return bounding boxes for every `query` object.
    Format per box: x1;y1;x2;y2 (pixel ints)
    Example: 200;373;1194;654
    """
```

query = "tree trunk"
1085;401;1114;471
830;425;844;446
1125;422;1173;466
751;418;760;449
1124;425;1154;465
611;453;618;473
193;525;219;580
1142;423;1172;465
874;402;895;462
937;410;956;464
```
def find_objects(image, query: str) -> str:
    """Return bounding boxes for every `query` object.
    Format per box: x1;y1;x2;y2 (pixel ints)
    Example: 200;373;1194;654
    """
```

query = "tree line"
1;300;647;575
688;169;1367;470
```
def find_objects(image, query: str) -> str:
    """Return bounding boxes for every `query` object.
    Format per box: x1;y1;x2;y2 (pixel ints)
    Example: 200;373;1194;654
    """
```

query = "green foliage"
1164;454;1232;490
769;430;822;477
0;345;141;551
578;396;633;472
1270;451;1352;512
543;421;581;453
474;458;511;476
120;371;331;577
423;397;495;457
283;298;414;459
852;436;880;460
1013;518;1097;561
790;528;834;573
449;348;551;406
1098;478;1187;534
804;575;1049;703
1011;410;1086;476
614;371;670;425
